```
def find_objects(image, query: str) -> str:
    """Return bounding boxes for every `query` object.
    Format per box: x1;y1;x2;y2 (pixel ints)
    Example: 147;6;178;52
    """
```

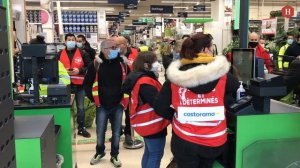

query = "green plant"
223;40;239;56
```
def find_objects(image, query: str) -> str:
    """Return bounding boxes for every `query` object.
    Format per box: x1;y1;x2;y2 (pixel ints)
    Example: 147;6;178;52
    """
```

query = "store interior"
1;0;300;168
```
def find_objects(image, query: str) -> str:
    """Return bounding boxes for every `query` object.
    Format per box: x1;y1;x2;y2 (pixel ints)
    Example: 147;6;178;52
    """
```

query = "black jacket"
84;52;130;109
153;56;239;120
284;57;300;93
83;42;96;61
122;70;167;138
284;43;300;57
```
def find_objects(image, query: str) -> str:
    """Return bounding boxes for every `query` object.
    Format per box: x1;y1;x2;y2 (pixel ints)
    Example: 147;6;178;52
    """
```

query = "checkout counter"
226;74;300;168
14;85;73;168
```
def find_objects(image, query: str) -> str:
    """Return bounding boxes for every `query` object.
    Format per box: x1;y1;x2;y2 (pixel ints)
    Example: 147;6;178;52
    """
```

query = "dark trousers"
171;133;225;168
124;107;131;135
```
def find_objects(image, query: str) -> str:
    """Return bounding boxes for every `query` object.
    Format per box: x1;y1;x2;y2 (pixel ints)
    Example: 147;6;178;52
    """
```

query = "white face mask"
151;61;161;73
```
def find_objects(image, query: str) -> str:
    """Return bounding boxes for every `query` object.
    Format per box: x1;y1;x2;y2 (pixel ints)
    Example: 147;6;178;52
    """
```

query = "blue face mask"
66;41;76;50
108;48;120;60
287;39;294;45
76;42;83;48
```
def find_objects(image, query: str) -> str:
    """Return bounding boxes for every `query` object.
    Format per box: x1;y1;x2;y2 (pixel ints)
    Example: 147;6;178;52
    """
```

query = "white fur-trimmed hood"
166;56;230;88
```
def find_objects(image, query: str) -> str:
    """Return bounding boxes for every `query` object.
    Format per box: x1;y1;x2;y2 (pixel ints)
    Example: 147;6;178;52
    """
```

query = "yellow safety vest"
278;44;290;69
40;61;71;96
139;45;149;52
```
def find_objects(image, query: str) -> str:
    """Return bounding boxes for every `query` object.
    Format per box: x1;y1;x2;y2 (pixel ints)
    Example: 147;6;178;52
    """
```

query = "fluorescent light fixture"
174;6;189;9
143;14;161;16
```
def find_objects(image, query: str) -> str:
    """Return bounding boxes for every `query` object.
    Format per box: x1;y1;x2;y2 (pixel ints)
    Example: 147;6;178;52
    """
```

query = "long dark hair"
133;51;157;72
180;33;213;59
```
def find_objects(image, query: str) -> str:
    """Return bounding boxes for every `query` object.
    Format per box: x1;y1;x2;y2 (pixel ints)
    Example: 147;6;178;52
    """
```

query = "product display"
26;10;41;23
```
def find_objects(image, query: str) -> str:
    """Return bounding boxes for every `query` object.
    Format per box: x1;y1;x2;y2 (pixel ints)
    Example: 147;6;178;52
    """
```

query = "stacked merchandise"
26;10;41;23
62;11;98;33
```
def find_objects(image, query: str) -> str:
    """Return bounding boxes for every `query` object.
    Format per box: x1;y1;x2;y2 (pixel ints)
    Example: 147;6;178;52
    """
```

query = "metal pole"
239;0;249;48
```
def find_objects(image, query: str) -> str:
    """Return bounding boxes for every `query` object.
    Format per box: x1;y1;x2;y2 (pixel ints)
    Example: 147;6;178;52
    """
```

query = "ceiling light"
52;0;108;3
174;7;189;9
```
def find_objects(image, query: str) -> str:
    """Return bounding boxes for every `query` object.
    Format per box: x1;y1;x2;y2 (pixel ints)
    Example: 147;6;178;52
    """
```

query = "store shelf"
62;23;97;25
28;23;42;25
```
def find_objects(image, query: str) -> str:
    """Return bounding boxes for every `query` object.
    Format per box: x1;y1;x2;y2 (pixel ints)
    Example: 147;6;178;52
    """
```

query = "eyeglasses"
105;46;117;50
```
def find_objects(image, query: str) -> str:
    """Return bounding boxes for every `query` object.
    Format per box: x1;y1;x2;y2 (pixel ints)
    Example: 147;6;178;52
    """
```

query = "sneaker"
123;134;133;146
78;128;91;138
110;156;122;167
90;152;106;165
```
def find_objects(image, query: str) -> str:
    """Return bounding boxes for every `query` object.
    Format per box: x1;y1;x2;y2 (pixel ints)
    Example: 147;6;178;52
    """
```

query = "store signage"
124;3;138;10
119;12;130;17
132;20;147;25
164;18;174;24
150;5;173;14
282;5;294;18
139;17;155;23
108;0;138;4
178;12;188;18
106;15;120;21
125;26;136;31
193;5;205;11
155;22;162;26
261;18;277;35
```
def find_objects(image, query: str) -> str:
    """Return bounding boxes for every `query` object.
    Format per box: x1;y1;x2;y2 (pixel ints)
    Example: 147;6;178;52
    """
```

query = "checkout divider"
235;100;300;168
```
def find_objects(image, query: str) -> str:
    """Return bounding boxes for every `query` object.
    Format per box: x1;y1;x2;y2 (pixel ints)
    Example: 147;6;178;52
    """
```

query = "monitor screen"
20;54;59;84
231;48;255;86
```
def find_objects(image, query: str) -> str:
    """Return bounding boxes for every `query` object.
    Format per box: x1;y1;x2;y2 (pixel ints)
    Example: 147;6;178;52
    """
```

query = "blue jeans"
74;88;85;129
142;137;166;168
95;105;123;157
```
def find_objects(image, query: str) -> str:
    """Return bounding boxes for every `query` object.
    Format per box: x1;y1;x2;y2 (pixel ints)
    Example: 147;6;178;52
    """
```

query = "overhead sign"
178;12;188;18
132;20;147;25
108;0;137;4
119;12;130;17
155;22;162;26
261;18;277;35
150;5;173;14
124;3;137;10
139;17;155;23
106;15;119;21
193;5;205;11
125;26;136;31
282;5;294;18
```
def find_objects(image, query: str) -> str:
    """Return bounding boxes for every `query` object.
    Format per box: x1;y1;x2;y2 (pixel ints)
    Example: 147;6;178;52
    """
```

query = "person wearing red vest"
153;34;239;168
59;33;91;138
122;51;170;168
116;36;143;147
83;39;130;167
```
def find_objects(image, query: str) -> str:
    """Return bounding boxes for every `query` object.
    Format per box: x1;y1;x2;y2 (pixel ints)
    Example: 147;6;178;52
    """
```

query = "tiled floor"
72;124;173;168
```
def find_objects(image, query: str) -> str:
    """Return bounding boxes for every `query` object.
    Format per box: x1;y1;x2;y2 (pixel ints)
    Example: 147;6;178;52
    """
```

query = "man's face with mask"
65;36;76;50
248;32;259;48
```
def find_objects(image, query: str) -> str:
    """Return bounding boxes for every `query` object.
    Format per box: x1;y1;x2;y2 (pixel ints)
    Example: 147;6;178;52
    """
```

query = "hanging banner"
124;3;137;10
119;11;130;17
261;18;277;35
109;0;137;4
132;20;147;25
150;5;173;14
106;15;119;21
193;5;205;12
178;12;188;18
224;0;233;14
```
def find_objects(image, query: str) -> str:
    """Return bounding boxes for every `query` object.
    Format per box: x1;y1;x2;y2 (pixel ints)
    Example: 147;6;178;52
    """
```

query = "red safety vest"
92;62;129;109
127;48;138;71
171;75;227;147
59;48;85;85
130;76;170;136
